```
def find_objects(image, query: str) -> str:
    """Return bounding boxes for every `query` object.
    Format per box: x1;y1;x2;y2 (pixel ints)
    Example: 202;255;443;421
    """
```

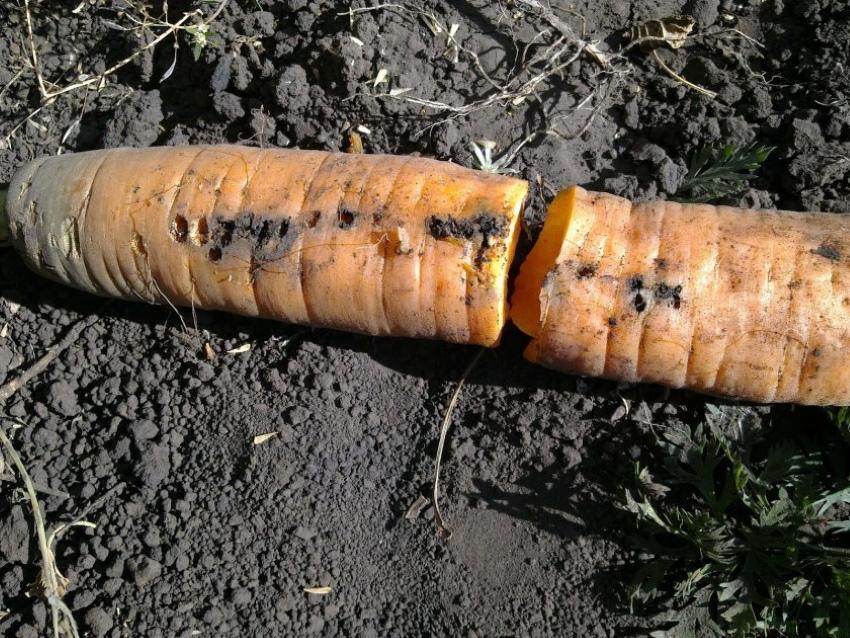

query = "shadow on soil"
2;248;776;409
466;416;649;615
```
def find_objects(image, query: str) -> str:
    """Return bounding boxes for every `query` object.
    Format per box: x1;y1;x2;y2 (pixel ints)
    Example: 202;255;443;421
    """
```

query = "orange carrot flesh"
511;185;850;405
6;145;528;346
510;186;575;338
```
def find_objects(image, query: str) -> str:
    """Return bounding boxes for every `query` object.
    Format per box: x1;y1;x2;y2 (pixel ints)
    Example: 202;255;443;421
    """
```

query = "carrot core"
510;186;576;337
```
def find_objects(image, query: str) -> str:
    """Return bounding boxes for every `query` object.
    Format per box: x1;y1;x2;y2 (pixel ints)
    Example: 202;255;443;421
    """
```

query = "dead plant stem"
0;314;100;404
24;0;214;101
432;348;485;539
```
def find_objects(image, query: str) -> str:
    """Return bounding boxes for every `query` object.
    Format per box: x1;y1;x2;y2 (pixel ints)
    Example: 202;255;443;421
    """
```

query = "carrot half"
4;145;527;346
511;186;850;405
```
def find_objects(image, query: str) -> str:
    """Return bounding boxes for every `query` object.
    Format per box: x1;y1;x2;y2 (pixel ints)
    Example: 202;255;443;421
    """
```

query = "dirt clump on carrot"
426;213;511;269
511;185;850;406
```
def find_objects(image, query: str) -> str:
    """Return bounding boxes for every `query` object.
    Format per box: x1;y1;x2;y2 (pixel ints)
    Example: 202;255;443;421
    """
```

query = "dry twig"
4;0;228;147
0;314;100;404
513;0;610;67
432;348;485;539
23;0;228;102
0;425;95;637
343;1;626;151
652;50;717;98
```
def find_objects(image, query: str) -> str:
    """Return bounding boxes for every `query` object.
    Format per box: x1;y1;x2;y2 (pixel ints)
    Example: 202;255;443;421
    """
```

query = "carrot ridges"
6;145;525;347
514;186;850;405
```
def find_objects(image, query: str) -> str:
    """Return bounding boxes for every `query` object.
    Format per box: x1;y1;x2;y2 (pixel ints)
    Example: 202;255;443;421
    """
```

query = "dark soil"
0;0;847;636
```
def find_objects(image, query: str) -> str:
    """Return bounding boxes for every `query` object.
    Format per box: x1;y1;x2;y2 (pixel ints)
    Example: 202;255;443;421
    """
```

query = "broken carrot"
512;185;850;405
2;145;527;346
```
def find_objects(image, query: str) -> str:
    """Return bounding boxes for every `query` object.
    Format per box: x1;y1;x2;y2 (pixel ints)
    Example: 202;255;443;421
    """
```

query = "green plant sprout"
186;23;214;60
677;142;774;203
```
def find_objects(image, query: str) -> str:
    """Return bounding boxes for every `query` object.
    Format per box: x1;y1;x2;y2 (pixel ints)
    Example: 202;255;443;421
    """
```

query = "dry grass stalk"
3;0;229;148
342;2;626;147
0;425;95;638
432;348;485;539
0;314;100;404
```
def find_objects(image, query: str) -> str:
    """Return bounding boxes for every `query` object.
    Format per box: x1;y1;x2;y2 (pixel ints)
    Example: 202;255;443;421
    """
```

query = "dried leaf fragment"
373;68;388;87
203;342;216;361
347;131;364;154
627;15;695;51
304;586;332;595
626;15;715;98
404;494;430;520
253;432;279;445
444;23;460;63
226;342;251;354
160;48;178;83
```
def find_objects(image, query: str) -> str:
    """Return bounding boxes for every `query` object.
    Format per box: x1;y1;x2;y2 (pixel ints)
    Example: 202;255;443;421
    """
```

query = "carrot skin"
512;185;850;405
7;145;527;347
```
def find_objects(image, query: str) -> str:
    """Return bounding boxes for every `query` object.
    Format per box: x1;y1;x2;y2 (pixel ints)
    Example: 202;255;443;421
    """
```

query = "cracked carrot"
511;185;850;405
3;145;527;346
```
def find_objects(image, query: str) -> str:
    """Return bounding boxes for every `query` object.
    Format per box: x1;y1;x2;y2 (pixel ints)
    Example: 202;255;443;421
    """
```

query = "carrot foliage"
832;407;850;444
677;142;774;203
622;417;850;637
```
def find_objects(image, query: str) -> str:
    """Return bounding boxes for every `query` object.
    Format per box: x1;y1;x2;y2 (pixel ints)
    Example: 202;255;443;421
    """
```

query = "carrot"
2;145;527;346
512;185;850;405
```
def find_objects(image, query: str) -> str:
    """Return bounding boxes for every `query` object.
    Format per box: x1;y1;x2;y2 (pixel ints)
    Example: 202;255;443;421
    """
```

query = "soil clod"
811;242;841;262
